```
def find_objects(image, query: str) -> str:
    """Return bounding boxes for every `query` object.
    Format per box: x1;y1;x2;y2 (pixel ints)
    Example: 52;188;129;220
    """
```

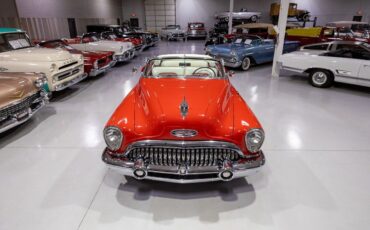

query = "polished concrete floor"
0;40;370;230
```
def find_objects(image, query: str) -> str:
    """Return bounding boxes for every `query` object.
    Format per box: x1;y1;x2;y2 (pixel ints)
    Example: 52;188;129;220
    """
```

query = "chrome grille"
0;93;40;118
126;147;240;167
55;65;82;81
59;61;78;70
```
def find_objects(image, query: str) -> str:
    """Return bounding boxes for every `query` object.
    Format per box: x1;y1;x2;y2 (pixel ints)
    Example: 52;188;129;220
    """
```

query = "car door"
324;50;362;81
255;40;274;63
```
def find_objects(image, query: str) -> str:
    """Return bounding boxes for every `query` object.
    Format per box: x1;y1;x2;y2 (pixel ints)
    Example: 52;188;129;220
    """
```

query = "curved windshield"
0;32;32;52
40;41;74;51
144;58;225;79
102;32;117;39
233;36;260;45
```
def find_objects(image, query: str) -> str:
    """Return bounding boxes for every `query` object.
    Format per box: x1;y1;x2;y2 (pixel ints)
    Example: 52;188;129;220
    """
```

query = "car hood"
133;77;233;138
0;74;38;108
0;47;73;62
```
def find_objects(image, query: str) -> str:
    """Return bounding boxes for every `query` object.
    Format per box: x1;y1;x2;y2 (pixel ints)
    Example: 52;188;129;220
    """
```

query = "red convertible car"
38;39;116;77
102;54;265;183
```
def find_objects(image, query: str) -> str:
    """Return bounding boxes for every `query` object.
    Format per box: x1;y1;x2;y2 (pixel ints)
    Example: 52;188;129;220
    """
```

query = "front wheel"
309;69;334;88
241;57;251;71
250;15;258;22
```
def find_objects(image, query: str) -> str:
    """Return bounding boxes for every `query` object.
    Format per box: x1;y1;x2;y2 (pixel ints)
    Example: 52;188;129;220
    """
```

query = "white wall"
11;0;123;39
176;0;370;29
122;0;370;31
0;0;19;27
122;0;145;28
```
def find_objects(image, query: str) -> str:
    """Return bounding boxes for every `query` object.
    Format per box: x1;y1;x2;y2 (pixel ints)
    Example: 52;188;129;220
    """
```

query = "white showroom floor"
0;40;369;230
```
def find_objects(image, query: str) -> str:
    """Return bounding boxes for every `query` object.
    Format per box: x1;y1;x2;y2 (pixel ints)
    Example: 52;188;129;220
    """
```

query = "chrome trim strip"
54;73;88;91
89;60;116;77
0;92;47;133
120;140;256;159
102;148;265;183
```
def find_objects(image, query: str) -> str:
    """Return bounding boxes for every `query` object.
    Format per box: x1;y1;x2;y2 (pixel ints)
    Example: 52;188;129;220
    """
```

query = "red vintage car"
100;31;144;52
38;40;116;77
286;27;370;46
102;54;265;183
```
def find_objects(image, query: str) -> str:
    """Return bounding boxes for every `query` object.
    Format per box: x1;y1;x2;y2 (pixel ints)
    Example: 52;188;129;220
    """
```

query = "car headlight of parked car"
230;50;237;56
104;126;123;151
49;63;57;72
245;129;264;153
93;60;99;69
34;78;45;88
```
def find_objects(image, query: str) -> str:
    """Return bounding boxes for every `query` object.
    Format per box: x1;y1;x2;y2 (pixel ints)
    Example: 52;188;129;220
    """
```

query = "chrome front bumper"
115;49;135;62
208;54;242;68
102;144;265;184
89;60;117;77
0;91;48;133
54;73;88;91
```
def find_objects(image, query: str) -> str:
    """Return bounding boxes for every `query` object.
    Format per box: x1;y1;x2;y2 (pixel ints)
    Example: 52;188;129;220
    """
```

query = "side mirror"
228;71;235;78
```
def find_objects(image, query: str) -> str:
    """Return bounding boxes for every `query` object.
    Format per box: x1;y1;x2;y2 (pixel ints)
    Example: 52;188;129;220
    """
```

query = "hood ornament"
179;97;188;118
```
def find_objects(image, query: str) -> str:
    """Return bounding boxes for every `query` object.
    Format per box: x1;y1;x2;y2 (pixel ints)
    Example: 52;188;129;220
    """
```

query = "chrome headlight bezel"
34;78;44;88
245;129;265;153
230;50;237;56
103;126;123;151
93;60;99;69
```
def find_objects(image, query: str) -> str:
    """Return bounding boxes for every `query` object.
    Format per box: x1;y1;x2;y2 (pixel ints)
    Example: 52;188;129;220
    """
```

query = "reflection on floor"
0;40;369;230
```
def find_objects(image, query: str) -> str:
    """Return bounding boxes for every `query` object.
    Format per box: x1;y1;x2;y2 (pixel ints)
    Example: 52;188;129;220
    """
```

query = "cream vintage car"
63;32;135;62
0;72;48;133
0;28;87;92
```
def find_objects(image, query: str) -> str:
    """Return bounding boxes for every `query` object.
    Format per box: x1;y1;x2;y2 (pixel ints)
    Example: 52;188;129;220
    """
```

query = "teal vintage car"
205;35;300;71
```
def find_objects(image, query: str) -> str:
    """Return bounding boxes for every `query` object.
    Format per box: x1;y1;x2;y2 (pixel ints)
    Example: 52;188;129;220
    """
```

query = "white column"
228;0;234;34
271;0;290;77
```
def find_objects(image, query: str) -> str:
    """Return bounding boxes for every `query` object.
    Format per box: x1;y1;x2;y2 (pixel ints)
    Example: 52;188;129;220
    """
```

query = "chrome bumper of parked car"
89;60;117;77
54;72;88;91
102;142;265;184
0;91;48;133
115;49;135;62
187;31;207;38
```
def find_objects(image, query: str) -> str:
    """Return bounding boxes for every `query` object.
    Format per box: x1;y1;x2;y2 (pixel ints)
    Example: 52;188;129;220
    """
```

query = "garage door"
145;0;176;33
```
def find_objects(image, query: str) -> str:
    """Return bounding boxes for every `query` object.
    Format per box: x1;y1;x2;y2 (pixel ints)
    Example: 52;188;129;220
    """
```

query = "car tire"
309;69;334;88
241;57;251;71
250;15;258;22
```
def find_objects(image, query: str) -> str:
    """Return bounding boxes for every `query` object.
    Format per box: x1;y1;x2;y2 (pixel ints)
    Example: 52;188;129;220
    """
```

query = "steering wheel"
192;67;216;77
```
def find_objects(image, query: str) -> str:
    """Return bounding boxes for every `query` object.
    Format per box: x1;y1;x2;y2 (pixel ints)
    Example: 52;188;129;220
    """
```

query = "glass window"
303;44;329;50
144;58;225;79
0;32;32;53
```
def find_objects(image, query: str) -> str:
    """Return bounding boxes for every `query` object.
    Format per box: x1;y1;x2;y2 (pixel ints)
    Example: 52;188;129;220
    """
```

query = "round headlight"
49;63;57;72
93;60;98;69
103;126;123;151
34;78;44;88
230;50;237;56
245;129;264;153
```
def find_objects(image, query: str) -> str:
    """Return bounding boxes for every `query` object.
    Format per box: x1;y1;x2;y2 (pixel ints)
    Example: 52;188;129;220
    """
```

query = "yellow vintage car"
270;2;310;22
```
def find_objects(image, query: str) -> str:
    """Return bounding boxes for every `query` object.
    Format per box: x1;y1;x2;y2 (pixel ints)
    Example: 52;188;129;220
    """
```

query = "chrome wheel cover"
312;72;327;85
242;58;251;70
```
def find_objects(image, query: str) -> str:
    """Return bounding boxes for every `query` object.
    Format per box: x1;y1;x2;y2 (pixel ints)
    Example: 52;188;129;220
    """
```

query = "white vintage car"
279;42;370;88
64;33;135;62
0;28;86;92
160;25;187;41
215;8;262;22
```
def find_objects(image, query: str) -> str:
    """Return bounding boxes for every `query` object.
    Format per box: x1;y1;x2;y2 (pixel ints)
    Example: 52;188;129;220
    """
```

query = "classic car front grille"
0;92;40;119
172;33;185;38
59;61;78;70
55;65;82;81
126;147;240;167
